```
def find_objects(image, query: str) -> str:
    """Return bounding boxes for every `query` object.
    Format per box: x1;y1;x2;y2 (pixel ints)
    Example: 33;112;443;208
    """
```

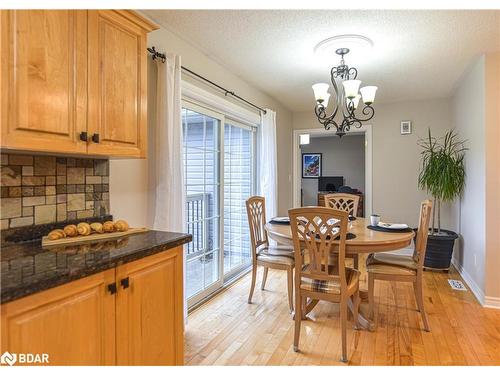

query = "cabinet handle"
92;133;100;143
120;277;130;289
107;283;117;295
79;131;88;142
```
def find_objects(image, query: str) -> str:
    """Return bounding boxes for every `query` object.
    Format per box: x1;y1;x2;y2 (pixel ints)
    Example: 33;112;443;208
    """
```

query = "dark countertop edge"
1;233;192;305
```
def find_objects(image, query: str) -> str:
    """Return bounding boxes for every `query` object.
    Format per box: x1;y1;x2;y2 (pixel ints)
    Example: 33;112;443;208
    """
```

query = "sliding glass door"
223;121;255;277
183;104;223;305
183;101;256;307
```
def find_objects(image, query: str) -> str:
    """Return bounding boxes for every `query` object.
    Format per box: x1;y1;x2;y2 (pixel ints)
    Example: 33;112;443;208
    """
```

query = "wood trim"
113;10;159;32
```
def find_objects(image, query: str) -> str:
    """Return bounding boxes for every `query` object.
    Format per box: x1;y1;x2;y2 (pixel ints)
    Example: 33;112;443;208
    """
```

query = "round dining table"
265;217;415;330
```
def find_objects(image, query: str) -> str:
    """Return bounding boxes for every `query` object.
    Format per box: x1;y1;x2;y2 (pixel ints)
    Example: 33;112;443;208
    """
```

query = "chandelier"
312;47;378;137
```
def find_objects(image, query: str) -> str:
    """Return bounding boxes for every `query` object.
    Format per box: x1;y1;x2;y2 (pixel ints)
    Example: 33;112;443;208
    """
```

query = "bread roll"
90;222;104;234
114;219;129;232
77;222;91;236
103;221;115;233
47;229;66;240
63;224;78;237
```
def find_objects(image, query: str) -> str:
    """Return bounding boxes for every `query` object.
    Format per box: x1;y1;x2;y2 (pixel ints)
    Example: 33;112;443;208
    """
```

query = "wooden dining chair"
366;199;433;331
246;196;295;312
288;207;361;363
324;193;361;269
323;193;360;217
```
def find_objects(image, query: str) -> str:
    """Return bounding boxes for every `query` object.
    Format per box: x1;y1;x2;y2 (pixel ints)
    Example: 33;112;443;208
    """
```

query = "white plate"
378;222;409;229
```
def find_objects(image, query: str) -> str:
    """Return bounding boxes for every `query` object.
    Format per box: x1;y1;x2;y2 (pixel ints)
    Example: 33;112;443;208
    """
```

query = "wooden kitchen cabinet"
0;10;88;154
87;10;150;158
1;269;116;365
1;247;184;365
116;248;184;365
0;10;157;158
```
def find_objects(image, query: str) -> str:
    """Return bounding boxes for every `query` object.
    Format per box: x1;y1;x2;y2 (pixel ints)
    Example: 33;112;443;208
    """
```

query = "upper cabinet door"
87;11;151;158
0;10;88;153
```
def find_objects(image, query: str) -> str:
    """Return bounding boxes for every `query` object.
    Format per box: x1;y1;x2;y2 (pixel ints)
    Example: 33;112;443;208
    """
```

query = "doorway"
292;125;372;216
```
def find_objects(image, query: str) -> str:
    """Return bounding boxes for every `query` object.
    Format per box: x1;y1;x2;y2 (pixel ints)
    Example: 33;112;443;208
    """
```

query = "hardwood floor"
185;262;500;365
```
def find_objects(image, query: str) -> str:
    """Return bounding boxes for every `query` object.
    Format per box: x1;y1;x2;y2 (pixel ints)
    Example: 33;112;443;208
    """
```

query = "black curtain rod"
147;46;267;114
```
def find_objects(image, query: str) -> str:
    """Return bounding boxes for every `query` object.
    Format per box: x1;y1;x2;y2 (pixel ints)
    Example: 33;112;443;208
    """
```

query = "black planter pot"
414;229;458;271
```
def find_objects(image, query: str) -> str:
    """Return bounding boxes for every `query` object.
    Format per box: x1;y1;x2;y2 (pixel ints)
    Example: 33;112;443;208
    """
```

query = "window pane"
223;123;253;274
183;108;221;300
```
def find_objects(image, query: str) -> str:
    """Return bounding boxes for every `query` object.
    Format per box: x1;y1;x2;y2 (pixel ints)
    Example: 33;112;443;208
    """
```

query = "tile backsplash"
1;153;110;229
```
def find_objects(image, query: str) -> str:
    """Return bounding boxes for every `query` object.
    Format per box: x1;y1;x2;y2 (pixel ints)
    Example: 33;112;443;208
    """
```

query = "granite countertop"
1;230;192;304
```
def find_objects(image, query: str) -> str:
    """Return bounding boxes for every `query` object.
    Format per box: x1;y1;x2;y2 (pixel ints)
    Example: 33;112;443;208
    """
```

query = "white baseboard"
484;296;500;309
451;257;485;305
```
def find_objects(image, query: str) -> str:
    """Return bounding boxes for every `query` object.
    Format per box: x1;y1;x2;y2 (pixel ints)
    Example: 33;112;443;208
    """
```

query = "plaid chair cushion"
300;264;358;294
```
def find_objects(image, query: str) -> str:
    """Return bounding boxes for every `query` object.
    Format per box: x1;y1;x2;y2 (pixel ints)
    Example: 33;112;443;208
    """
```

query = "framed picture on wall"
302;153;322;178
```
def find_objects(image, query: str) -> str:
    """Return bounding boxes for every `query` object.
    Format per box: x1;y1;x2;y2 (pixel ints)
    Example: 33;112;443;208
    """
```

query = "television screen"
318;176;344;192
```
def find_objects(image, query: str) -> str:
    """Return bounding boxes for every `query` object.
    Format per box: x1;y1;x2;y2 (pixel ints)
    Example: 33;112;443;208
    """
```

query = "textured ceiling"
143;9;500;111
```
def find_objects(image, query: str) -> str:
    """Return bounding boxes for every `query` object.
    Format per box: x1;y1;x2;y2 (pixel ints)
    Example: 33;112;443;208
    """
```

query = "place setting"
366;213;414;233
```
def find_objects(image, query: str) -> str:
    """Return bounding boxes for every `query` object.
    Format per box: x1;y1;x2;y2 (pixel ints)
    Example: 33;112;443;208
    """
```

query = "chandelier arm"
357;105;375;122
314;105;339;132
348;67;358;80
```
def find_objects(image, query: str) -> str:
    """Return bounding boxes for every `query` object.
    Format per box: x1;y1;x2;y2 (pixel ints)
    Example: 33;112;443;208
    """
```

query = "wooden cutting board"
42;227;149;247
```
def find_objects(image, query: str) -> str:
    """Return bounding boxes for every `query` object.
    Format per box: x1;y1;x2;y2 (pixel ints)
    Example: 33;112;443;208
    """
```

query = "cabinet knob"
92;133;100;143
79;131;88;142
107;283;117;295
120;277;130;289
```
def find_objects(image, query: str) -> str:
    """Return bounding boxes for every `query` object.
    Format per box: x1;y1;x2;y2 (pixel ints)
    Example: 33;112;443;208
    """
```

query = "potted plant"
417;129;467;270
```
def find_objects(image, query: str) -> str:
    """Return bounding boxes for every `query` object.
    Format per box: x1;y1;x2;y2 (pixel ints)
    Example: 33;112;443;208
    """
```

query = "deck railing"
186;193;210;259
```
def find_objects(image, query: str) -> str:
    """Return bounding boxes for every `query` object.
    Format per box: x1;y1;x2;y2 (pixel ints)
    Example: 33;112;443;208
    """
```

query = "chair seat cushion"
300;264;359;295
257;245;295;266
366;253;418;276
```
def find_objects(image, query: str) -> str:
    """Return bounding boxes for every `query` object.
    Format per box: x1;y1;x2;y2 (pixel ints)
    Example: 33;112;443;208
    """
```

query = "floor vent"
448;279;467;291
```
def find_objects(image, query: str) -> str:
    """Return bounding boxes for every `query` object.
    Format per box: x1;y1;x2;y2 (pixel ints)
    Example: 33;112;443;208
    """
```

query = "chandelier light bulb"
349;94;361;109
322;93;331;108
360;86;378;105
342;80;362;99
312;83;330;103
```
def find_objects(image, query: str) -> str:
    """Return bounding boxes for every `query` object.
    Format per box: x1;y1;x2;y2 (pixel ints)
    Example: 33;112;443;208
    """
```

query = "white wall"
300;135;365;206
110;14;294;228
484;52;500;305
292;97;454;228
451;56;486;301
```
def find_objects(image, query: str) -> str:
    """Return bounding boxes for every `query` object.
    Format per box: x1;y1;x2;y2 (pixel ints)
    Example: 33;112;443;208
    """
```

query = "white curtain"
258;109;278;219
152;54;185;233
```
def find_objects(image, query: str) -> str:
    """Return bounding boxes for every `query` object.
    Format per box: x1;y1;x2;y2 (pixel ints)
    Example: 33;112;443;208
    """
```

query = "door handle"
79;131;88;142
107;283;117;295
120;277;130;289
92;133;100;143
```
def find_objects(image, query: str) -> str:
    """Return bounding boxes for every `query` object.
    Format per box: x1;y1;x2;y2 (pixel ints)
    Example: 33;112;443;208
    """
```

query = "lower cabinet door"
115;247;184;365
1;270;116;365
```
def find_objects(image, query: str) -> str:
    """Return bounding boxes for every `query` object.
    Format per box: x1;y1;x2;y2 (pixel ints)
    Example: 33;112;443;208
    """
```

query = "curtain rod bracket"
147;45;267;115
